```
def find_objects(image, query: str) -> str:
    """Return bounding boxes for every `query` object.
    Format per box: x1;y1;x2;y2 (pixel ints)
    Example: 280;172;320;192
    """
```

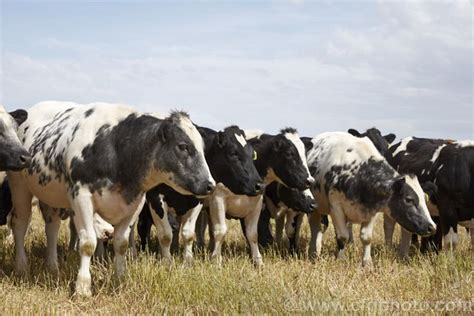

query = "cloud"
1;1;472;140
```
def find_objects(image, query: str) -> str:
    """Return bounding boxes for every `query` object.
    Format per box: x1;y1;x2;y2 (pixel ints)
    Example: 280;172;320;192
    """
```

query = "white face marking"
404;174;436;228
284;132;313;182
178;116;215;185
392;137;413;156
235;133;247;148
430;144;446;162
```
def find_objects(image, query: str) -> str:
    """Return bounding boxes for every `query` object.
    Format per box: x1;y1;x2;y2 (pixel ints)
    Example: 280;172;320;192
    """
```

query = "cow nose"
305;177;315;187
427;224;437;235
255;182;265;193
310;202;317;210
19;154;32;166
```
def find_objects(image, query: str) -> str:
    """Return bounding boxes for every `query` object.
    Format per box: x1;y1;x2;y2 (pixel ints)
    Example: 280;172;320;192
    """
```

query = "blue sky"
1;0;472;140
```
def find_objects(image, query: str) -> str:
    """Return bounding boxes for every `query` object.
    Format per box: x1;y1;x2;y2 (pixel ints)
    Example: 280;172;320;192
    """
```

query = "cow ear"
392;177;406;193
384;133;396;144
421;181;437;196
347;129;361;137
9;109;28;126
159;123;170;143
216;131;225;148
273;137;283;152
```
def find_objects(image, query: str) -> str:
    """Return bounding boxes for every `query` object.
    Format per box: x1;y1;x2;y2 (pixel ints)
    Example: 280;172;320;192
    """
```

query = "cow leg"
275;214;285;247
330;206;350;259
40;204;62;272
137;204;153;251
94;240;106;259
69;219;78;251
128;223;138;258
308;211;323;258
180;203;203;264
286;211;303;254
70;193;97;297
257;207;274;248
149;202;173;261
399;228;411;259
347;223;354;244
194;209;207;251
8;172;33;274
209;196;227;264
244;198;264;267
383;214;396;248
360;216;376;266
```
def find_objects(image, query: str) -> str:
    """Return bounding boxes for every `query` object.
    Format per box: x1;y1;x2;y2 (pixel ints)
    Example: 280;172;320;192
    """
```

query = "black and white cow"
7;101;215;296
384;137;474;255
136;125;263;263
348;128;396;157
206;128;314;266
0;106;32;171
257;182;317;252
306;132;436;266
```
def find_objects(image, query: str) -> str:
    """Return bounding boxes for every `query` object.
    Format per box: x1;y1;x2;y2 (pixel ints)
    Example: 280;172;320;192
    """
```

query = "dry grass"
0;209;472;314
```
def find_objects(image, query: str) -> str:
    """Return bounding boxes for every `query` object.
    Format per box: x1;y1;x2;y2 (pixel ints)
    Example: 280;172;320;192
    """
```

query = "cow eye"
178;143;189;152
405;197;414;204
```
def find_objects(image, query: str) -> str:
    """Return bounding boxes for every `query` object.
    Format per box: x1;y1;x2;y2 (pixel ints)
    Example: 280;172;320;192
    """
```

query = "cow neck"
252;140;275;184
113;114;163;195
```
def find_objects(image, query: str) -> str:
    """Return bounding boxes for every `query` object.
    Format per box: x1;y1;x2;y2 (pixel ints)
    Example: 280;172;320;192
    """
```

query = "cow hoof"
253;257;264;268
15;258;28;275
46;262;59;274
183;255;194;266
75;276;92;297
362;258;373;268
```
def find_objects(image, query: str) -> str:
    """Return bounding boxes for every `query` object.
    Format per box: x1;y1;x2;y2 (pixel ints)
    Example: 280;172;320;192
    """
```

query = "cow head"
278;184;316;214
387;175;437;237
156;111;215;197
202;126;264;196
267;128;314;190
348;128;396;156
0;107;31;171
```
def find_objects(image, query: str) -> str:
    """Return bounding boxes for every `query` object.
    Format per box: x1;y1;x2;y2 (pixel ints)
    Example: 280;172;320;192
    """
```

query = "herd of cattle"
0;101;472;297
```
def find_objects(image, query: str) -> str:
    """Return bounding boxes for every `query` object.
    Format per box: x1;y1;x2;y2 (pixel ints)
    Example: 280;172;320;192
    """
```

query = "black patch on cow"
146;184;200;218
325;158;396;210
70;113;163;203
84;109;94;118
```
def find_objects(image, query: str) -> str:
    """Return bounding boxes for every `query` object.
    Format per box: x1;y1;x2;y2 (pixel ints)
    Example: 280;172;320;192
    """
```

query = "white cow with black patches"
306;132;436;266
8;101;215;296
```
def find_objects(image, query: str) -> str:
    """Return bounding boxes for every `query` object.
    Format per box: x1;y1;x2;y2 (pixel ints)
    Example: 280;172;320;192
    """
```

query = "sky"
0;0;472;140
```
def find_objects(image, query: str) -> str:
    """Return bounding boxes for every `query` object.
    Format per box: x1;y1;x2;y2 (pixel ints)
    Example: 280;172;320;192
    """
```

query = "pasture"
0;205;472;314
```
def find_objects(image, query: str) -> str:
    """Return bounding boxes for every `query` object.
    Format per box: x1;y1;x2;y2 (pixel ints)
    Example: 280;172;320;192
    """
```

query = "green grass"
0;209;472;314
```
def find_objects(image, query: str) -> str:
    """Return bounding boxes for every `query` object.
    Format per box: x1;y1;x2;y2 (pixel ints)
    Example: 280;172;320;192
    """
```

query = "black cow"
205;128;314;266
385;137;474;255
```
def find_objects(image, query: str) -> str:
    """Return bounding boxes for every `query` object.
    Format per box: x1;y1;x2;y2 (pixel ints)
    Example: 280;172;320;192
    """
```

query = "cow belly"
26;175;70;208
329;190;376;224
225;195;262;218
92;190;144;225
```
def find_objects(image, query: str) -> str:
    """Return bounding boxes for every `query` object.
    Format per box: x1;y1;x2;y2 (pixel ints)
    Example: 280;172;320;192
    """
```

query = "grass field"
0;208;472;314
